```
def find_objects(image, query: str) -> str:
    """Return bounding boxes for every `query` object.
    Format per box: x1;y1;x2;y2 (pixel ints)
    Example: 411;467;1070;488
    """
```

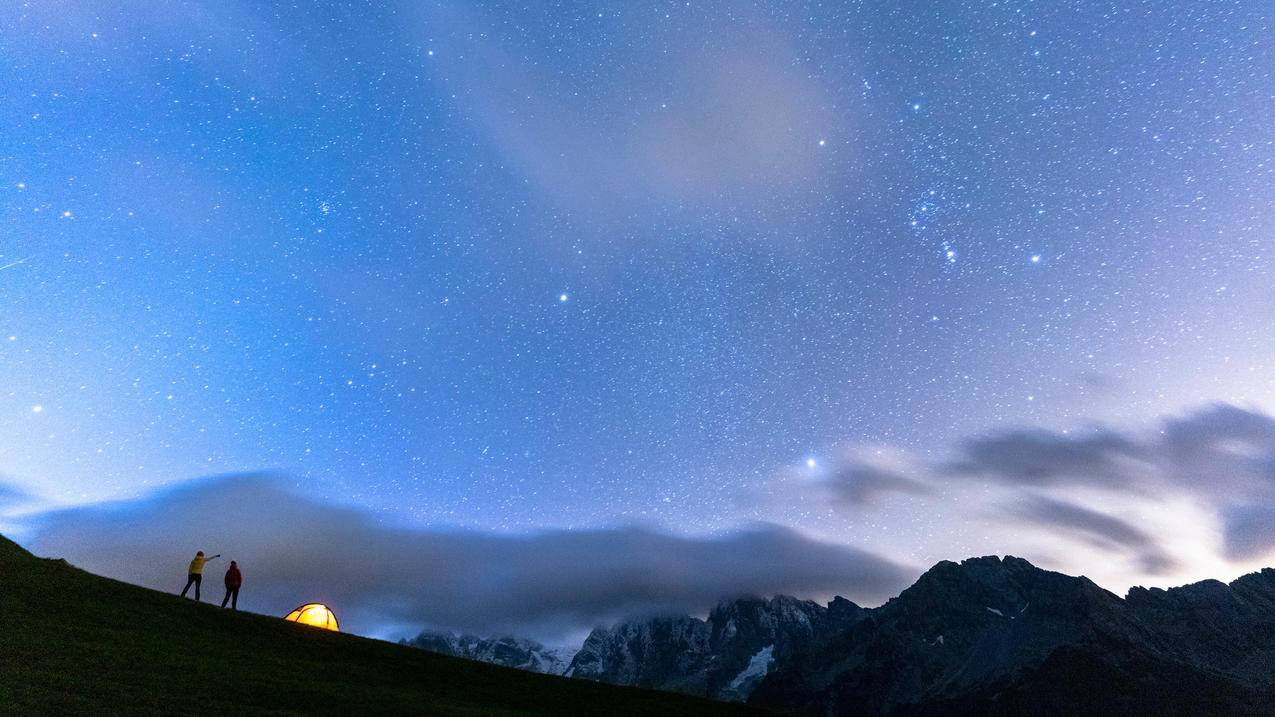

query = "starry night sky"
4;1;1275;632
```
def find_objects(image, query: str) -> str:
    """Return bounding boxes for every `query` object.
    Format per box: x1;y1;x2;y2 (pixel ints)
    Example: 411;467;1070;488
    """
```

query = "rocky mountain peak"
567;593;831;701
402;630;571;675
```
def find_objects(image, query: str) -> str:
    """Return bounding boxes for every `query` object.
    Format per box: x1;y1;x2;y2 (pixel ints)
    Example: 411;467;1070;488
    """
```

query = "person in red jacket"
221;560;243;610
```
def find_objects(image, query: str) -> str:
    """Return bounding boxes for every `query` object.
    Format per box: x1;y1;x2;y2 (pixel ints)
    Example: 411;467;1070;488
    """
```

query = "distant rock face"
402;631;571;675
565;594;866;701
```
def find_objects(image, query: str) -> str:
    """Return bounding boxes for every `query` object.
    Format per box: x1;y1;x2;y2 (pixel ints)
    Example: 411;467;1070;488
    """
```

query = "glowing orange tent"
284;603;340;631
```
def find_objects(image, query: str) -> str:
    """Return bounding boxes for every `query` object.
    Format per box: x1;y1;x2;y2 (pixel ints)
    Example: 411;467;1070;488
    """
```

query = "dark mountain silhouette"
0;533;761;716
555;556;1275;715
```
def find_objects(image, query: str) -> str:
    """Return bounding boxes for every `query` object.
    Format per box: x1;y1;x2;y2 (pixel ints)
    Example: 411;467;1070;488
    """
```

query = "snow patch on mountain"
722;644;775;700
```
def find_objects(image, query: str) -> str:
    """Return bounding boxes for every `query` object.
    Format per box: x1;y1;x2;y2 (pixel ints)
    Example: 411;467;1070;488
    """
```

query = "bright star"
805;458;817;468
558;293;569;302
32;405;43;413
1031;255;1041;263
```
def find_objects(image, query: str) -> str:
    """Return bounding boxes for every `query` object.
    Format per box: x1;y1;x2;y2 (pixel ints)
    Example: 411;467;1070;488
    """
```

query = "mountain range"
408;555;1275;715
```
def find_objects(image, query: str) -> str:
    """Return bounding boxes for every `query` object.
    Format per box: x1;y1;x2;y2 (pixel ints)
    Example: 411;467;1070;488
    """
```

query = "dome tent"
284;603;340;631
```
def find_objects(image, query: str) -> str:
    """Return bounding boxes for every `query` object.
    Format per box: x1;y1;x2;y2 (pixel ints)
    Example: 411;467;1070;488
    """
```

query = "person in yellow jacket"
179;550;220;601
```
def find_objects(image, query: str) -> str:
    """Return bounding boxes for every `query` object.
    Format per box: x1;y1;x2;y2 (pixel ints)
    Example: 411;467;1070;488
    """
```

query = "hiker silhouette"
221;561;242;610
179;550;219;601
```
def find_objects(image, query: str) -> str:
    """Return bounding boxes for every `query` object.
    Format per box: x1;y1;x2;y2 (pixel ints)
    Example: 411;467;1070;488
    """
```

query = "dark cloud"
0;479;32;509
947;405;1275;491
825;461;933;507
1161;404;1275;457
23;474;911;640
946;428;1145;488
1077;371;1121;394
1220;505;1275;561
1159;405;1275;490
1006;495;1179;575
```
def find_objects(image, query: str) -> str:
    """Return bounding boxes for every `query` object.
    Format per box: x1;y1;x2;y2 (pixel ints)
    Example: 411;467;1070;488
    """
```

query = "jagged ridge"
565;594;869;701
753;555;1275;715
402;630;572;675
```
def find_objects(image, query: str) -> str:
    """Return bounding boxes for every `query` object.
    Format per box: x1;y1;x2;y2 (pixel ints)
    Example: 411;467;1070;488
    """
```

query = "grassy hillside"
0;535;764;716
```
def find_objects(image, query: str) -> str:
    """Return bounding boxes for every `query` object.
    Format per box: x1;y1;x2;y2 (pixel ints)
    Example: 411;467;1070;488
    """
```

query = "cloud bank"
23;474;910;640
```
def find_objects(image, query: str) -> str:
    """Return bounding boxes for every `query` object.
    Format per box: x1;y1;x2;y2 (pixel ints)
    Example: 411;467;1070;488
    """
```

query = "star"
3;0;1263;629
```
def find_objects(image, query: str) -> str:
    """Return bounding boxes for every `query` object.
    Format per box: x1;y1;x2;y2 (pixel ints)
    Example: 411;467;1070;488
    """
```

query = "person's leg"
231;586;239;610
193;574;202;601
221;587;231;608
181;575;196;597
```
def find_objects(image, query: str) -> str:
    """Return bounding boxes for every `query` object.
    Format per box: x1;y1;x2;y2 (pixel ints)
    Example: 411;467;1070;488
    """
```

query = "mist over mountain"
22;473;910;638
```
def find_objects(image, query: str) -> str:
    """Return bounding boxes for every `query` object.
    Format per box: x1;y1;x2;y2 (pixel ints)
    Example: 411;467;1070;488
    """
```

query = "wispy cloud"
945;404;1275;559
1003;495;1179;575
415;3;853;228
787;403;1275;582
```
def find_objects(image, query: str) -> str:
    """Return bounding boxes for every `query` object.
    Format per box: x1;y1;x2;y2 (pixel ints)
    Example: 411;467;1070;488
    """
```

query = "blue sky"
3;1;1275;638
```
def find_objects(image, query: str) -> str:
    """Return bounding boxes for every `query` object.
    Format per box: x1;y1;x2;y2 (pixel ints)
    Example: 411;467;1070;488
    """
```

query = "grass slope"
0;535;764;716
